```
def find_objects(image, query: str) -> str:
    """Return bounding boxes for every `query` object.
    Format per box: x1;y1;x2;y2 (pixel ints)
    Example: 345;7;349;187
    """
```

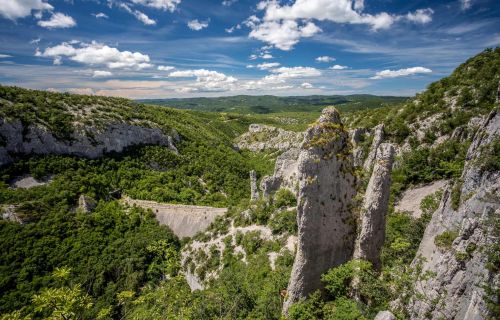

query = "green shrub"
268;209;298;234
434;230;459;249
479;138;500;172
420;189;443;216
273;188;297;208
455;251;469;262
241;231;262;255
451;180;463;211
288;291;324;320
323;297;367;320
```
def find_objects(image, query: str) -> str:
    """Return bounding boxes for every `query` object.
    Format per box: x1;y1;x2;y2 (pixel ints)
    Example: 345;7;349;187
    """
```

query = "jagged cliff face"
0;119;178;165
283;107;357;313
407;110;499;319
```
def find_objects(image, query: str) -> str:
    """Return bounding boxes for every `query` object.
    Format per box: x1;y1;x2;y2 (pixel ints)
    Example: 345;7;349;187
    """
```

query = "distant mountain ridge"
137;94;408;114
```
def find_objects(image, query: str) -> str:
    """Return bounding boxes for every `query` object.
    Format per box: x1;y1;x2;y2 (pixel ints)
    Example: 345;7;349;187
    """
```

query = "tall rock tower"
354;143;395;270
283;107;357;314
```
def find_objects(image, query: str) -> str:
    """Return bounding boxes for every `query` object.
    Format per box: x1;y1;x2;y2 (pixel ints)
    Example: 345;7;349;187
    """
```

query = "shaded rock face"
407;110;500;320
363;124;384;172
235;124;304;152
250;170;259;201
283;107;357;314
261;147;300;197
0;119;178;166
354;143;395;270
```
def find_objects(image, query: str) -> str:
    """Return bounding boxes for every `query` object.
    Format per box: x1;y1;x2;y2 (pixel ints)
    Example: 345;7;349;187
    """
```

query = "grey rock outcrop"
122;196;227;238
354;143;395;270
250;170;259;201
350;128;368;145
261;147;300;197
374;310;396;320
78;195;97;213
349;128;369;167
0;119;178;165
406;109;500;319
1;205;22;223
363;124;384;172
235;124;304;152
283;107;357;314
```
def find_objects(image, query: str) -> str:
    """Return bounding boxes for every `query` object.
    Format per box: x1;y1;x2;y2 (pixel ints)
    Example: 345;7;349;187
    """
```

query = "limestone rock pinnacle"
354;143;395;270
283;107;357;314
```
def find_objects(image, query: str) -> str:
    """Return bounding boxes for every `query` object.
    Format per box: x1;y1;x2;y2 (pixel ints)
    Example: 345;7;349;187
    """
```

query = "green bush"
323;297;367;320
241;231;263;255
434;230;459;249
420;189;443;216
268;209;298;234
273;188;297;208
451;180;463;211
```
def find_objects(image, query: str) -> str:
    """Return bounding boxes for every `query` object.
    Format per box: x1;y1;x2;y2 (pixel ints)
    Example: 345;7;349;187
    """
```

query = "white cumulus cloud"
187;19;209;31
301;82;313;89
0;54;12;58
134;10;156;25
257;62;280;70
330;65;348;70
36;41;153;70
158;65;175;71
405;8;433;24
249;19;321;50
37;12;76;29
169;69;238;92
93;70;113;78
222;0;237;6
247;0;435;50
131;0;181;12
93;12;108;19
119;3;156;25
316;56;335;62
371;66;432;79
0;0;53;20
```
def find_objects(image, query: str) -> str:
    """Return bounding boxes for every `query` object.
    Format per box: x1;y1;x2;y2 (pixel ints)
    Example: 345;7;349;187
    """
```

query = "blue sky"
0;0;499;99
